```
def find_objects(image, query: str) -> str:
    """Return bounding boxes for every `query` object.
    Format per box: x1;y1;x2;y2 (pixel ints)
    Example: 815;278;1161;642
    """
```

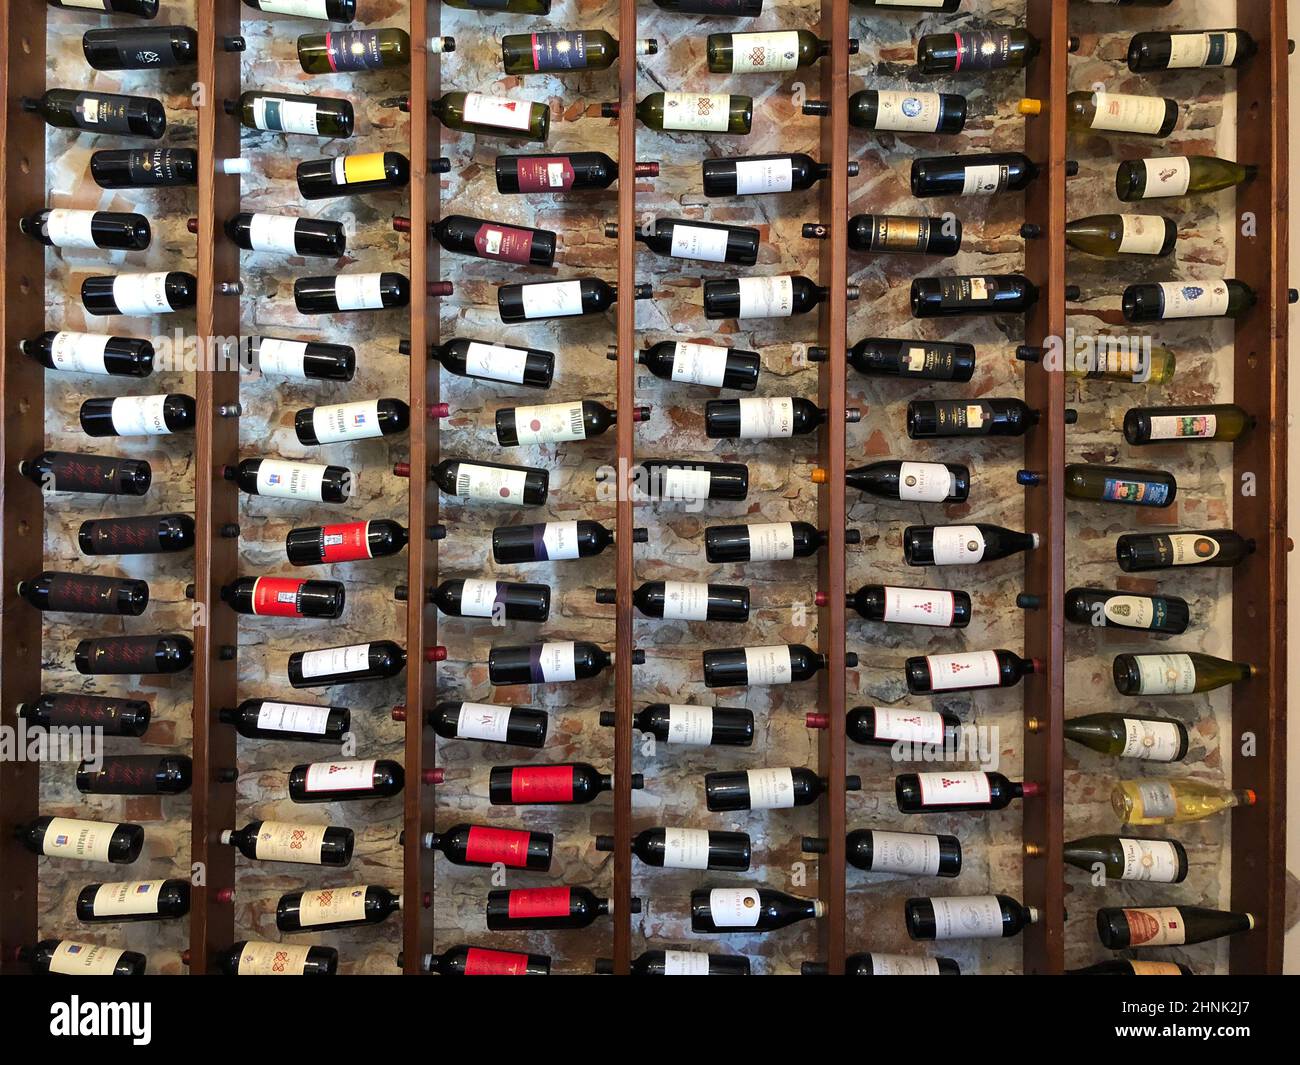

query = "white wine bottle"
1065;214;1176;258
603;93;753;135
1064;836;1188;884
1116;155;1255;201
1123;279;1255;322
1112;779;1255;826
1113;652;1253;696
1044;92;1179;138
1063;713;1188;762
1122;404;1253;445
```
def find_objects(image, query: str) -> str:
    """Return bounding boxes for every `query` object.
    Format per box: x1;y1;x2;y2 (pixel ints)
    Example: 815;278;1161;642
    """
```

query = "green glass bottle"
1123;279;1255;322
1063;836;1189;884
1113;652;1254;696
1122;404;1253;445
917;28;1039;74
605;93;753;136
297;28;410;74
1127;30;1256;72
1065;342;1175;385
1065;214;1176;258
501;31;654;75
1116;155;1256;201
1063;713;1188;762
1061;91;1178;138
230;91;354;138
430;91;550;142
1059;464;1176;508
706;30;838;74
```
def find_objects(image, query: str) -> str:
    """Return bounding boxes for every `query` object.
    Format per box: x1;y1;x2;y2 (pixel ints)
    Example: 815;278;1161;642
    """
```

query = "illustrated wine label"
303;759;376;793
961;163;1009;196
883;587;956;626
322;30;389;72
297;886;369;927
662;950;711;976
926;650;1000;691
746;521;797;561
1089;92;1170;134
927;896;1003;939
456;702;512;742
668;223;731;263
1102;594;1164;630
463;92;534;132
539;520;582;560
521;279;584;319
746;767;796;809
50;941;126;976
50;332;112;375
473;222;536;264
532;641;578;683
916;771;992;806
1139;156;1192;198
1155;533;1222;565
528;31;589;70
869;831;943;876
873;708;946;745
44;209;99;248
1118;838;1182;882
1165;32;1238;69
250;577;307;617
661;828;711;870
464;826;533;866
1134;781;1178;820
736;276;795;318
91;880;166;917
333;152;387;187
708;887;762;927
332;273;385;311
463;948;531;975
248;213;302;254
1100;475;1171;506
666;704;714;745
950;30;1017;70
1145;413;1217;439
74;93;139;134
670;341;730;386
515;156;576;191
1132;653;1196;695
1118;214;1169;255
931;525;987;565
42;817;117;862
464;341;530;383
873;91;943;132
1119;907;1187;947
730;31;801;73
869;954;942;976
237;941;314;975
743;645;794;685
734;156;794;194
256;701;332;736
738;397;795;438
659;466;713;501
506;887;571;919
1157;280;1230;318
253;821;329;862
661;92;732;133
256;338;310;378
457;580;500;619
1119;718;1183;761
109;394;171;436
110;272;174;315
298;643;371;679
311;399;383;443
252;95;320;135
511;401;586;444
661;581;712;621
897;461;954;502
320;521;373;562
255;459;329;501
454;463;529;505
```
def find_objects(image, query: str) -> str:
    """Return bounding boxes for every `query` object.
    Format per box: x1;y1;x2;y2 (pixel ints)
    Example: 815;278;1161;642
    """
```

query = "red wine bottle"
248;335;356;381
496;152;658;193
82;25;197;69
704;767;860;811
220;699;349;743
22;330;154;377
75;634;193;675
705;396;831;438
705;522;854;563
690;887;824;933
702;152;844;197
497;277;651;322
907;398;1049;437
18;571;148;615
704;274;826;319
911;152;1048;198
703;643;842;687
216;941;338;975
803;953;960;976
847;337;976;382
845;585;972;628
487;886;639;930
1096;906;1253;949
804;830;961;877
80;393;195;437
221;577;345;618
621;218;759;265
840;214;961;256
597;828;751;871
425;214;556;266
276;885;400;932
895;771;1040;813
827;460;969;503
242;0;357;21
601;704;755;747
598;951;751;976
491;519;646;563
17;816;143;864
905;649;1038;694
222;820;354;866
488;641;637;685
424;824;553;870
79;513;194;555
294;272;410;314
225;458;352;503
1064;587;1189;635
77;755;191;795
21;208;150;250
296;150;409;199
286;519;407;566
903;523;1039;566
906;895;1038;940
415;335;555;388
599;581;750;623
18;693;150;737
430;579;550;621
911;274;1039;317
488;762;642;805
23;89;166;137
1116;529;1254;572
631;339;761;391
639;459;749;501
82;271;197;316
91;147;196;188
842;89;966;133
832;706;964;748
412;457;549;506
428;700;548;748
287;641;405;688
294;398;409;445
20;940;146;976
76;878;191;922
226;211;346;257
496;399;644;445
423;945;551;975
19;451;151;495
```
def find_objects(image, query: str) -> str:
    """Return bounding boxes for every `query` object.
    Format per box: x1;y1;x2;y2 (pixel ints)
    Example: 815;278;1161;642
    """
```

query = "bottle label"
743;645;794;685
1139;157;1192;198
670;341;730;386
464;948;531;975
50;942;126;976
929;401;992;435
926;650;1001;691
729;31;802;73
111;272;174;316
1166;32;1238;69
1129;961;1185;975
251;576;307;617
298;643;371;679
661;92;732;133
1120;907;1187;947
708;887;762;927
529;31;589;70
109;394;171;436
1118;214;1169;255
738;396;795;438
323;30;389;72
458;580;500;619
454;463;529;505
74;93;137;134
869;216;930;252
1119;839;1182;882
320;520;373;562
540;520;581;560
734;157;793;194
1135;781;1178;820
474;223;536;264
258;0;332;16
951;30;1016;71
463;93;534;133
125;147;186;187
662;950;711;975
1103;595;1160;630
334;152;387;186
1161;533;1222;565
1101;476;1171;506
961;163;1008;196
311;399;383;443
42;817;117;862
465;826;533;866
49;332;112;375
916;771;992;806
746;522;797;561
938;276;996;305
511;401;586;444
1145;413;1217;440
883;587;956;627
256;701;332;736
255;460;329;501
1090;92;1169;134
248;213;302;254
256;338;309;379
873;708;946;745
736;276;795;318
661;581;712;621
870;953;942;976
746;767;797;809
1133;653;1196;695
464;341;530;383
514;156;576;191
252;96;319;135
253;821;328;862
521;280;584;319
869;831;943;876
874;90;943;133
900;343;955;377
662;827;712;870
44;209;98;249
1157;280;1230;318
304;759;376;793
333;273;385;311
237;941;314;975
660;466;713;501
931;525;987;565
297;886;368;926
91;880;165;917
506;887;571;919
456;701;512;741
533;641;578;683
668;223;731;263
1119;718;1183;761
666;704;714;745
897;461;954;502
928;896;1003;940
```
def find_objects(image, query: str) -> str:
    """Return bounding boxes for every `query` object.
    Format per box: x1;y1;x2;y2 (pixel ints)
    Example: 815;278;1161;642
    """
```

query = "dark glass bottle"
702;152;845;197
20;208;150;250
75;635;193;675
79;514;194;555
1096;906;1254;949
90;147;197;189
705;396;829;439
287;641;406;688
845;585;972;628
18;693;150;737
226;212;346;257
842;214;961;256
1064;836;1189;884
1128;30;1255;73
904;649;1038;694
230;90;354;137
703;643;834;687
486;887;637;930
705;521;843;563
220;699;350;743
906;895;1038;940
50;0;160;15
1067;960;1192;976
79;394;195;437
911;152;1045;198
846;89;966;134
429;579;550;621
225;458;351;503
424;945;551;976
626;218;759;265
276;885;400;932
296;151;410;200
248;336;356;382
912;275;1038;317
832;460;969;503
847;337;976;382
81;271;197;316
903;523;1039;566
242;0;357;19
418;458;549;507
896;771;1039;813
1064;587;1189;635
690;887;823;933
491;520;645;564
417;336;555;389
16;816;144;864
488;641;634;685
1062;464;1177;508
802;954;960;977
639;459;749;502
906;398;1045;438
917;28;1039;73
18;572;148;615
599;951;751;976
488;762;642;805
632;339;760;391
596;828;751;871
21;940;146;976
804;830;961;877
704;767;860;811
495;152;657;194
21;330;154;377
82;26;198;70
497;278;650;323
216;942;338;976
495;399;638;446
286;519;407;566
428;700;549;748
425;824;553;871
841;706;963;749
294;398;409;445
19;451;151;496
76;879;191;922
220;577;345;619
23;89;166;138
427;214;556;267
704;275;827;319
1116;530;1254;573
601;704;755;747
293;272;410;314
600;581;749;623
76;755;191;795
222;820;354;866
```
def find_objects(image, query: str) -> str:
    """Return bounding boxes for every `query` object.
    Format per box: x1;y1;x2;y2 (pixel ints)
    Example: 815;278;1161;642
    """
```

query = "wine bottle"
242;0;356;17
488;641;635;685
907;398;1048;438
840;214;962;256
906;895;1038;940
50;0;161;14
20;209;150;250
496;400;641;446
803;954;960;976
423;945;551;976
851;0;960;8
1123;404;1253;445
896;771;1038;813
412;458;549;506
703;643;837;687
1069;960;1191;976
287;759;403;803
1064;713;1189;762
706;397;838;439
225;458;351;503
705;521;849;563
495;152;657;193
836;706;963;748
297;27;410;73
903;524;1038;568
220;699;349;743
1060;91;1178;137
912;275;1038;317
18;693;150;737
17;816;143;864
917;28;1038;73
498;277;648;323
222;820;354;866
18;572;148;615
598;951;751;976
216;942;338;976
91;147;198;189
76;755;191;795
415;214;556;267
598;828;752;871
19;451;150;496
1061;464;1176;507
277;885;400;933
428;91;550;141
1123;279;1255;322
847;337;975;382
1116;155;1256;201
79;394;194;437
608;93;753;135
1097;906;1253;950
226;212;345;257
230;91;354;138
489;763;641;806
294;398;409;446
640;459;749;502
1064;587;1189;636
78;514;191;556
704;275;826;319
220;577;344;619
429;701;548;748
425;824;553;870
821;460;970;503
1113;652;1253;696
1112;780;1255;826
487;887;637;930
81;271;197;316
599;581;750;623
1064;836;1188;884
1067;342;1176;385
20;940;146;976
620;218;760;266
1078;0;1172;5
82;25;197;70
424;578;550;622
704;767;858;811
652;0;760;12
804;830;961;878
75;635;193;675
690;887;824;933
502;31;651;74
77;879;191;922
248;336;355;381
632;340;760;391
707;30;837;73
287;519;406;566
845;586;972;628
911;153;1046;198
287;641;406;688
846;90;966;134
491;519;645;564
905;650;1037;695
419;336;555;388
297;151;410;200
22;89;166;138
22;331;153;377
294;272;410;314
1065;214;1177;258
1116;530;1254;573
602;704;755;747
702;152;847;197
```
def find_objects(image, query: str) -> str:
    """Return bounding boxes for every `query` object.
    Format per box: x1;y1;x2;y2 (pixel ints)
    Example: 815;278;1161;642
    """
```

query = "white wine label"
734;157;793;194
1090;92;1170;135
930;525;987;566
1140;157;1192;198
926;650;1000;691
870;953;943;976
1118;214;1170;255
662;950;712;975
1119;839;1182;883
1146;413;1217;439
257;0;332;16
465;341;529;383
1129;961;1185;975
456;702;512;742
111;272;174;316
42;818;117;862
256;338;309;379
458;579;500;619
708;887;763;927
521;280;584;319
1157;280;1230;319
883;587;956;627
1103;595;1157;630
253;821;329;862
668;224;730;263
670;341;730;387
255;459;328;501
463;93;534;133
252;96;320;135
297;885;368;927
512;401;586;444
738;396;795;438
248;213;302;254
736;275;794;318
928;896;1003;940
1120;907;1187;947
666;704;714;745
661;827;711;870
897;461;953;502
661;580;711;621
299;643;371;679
1133;653;1196;695
44;209;98;249
1166;32;1238;69
1164;533;1222;565
1135;781;1178;820
916;771;992;806
540;521;581;560
50;332;112;375
747;522;797;561
743;645;793;685
961;163;1006;196
746;767;796;809
1120;718;1183;762
538;641;578;682
455;463;530;505
257;701;332;736
873;708;946;745
92;880;165;917
869;831;943;877
874;91;943;133
49;941;126;976
304;759;375;793
730;31;801;73
660;466;713;501
333;273;385;311
661;92;732;133
237;941;315;976
311;399;382;443
110;394;171;436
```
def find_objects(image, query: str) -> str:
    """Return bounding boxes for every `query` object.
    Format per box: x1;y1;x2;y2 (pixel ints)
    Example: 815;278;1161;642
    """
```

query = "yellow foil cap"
1018;98;1044;116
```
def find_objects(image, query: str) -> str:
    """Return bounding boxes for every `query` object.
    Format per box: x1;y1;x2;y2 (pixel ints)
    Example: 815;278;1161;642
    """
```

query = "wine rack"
0;0;1287;977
